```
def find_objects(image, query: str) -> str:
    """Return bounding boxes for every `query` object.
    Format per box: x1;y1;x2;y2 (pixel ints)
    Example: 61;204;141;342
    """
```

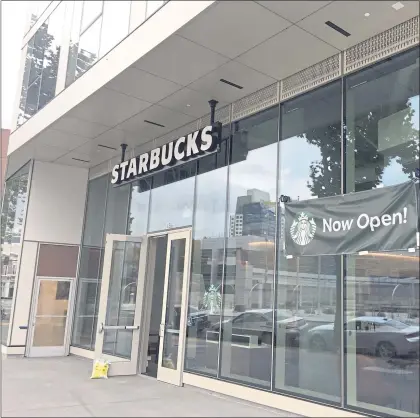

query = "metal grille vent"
198;104;231;128
344;16;419;74
231;83;279;121
281;54;341;101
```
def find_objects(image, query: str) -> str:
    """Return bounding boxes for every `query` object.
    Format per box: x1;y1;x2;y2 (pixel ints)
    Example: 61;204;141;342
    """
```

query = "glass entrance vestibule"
94;230;192;386
69;47;419;418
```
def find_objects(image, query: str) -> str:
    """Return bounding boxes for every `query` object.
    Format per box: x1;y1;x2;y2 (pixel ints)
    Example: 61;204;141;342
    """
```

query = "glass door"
28;278;74;357
94;234;148;376
157;229;192;386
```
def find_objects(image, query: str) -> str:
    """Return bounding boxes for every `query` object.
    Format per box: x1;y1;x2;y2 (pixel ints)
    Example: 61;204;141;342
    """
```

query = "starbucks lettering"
285;181;418;256
111;124;221;185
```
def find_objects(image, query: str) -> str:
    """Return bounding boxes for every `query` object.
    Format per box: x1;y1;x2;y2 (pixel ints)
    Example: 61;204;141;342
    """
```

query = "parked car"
172;306;211;336
307;316;419;359
212;309;308;346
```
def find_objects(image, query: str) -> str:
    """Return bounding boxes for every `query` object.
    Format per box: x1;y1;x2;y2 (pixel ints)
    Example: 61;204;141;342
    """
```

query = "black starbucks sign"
111;123;221;185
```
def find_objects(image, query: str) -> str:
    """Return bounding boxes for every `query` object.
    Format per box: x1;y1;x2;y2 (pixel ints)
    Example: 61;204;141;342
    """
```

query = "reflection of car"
212;309;308;346
173;306;211;335
308;316;419;359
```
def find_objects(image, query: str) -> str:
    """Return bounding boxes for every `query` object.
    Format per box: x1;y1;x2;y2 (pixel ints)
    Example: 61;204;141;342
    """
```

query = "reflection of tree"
303;80;419;349
66;41;97;86
19;9;98;124
1;176;28;245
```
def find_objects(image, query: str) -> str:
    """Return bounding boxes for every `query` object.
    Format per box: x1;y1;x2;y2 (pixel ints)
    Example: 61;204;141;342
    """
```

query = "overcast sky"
1;1;38;130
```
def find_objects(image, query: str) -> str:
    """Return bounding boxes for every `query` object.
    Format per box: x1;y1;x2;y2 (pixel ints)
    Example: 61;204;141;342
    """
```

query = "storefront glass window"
219;107;279;389
346;48;419;192
127;179;151;236
72;175;108;350
83;175;109;248
275;81;342;403
345;47;419;417
1;163;31;345
148;162;196;232
185;128;229;376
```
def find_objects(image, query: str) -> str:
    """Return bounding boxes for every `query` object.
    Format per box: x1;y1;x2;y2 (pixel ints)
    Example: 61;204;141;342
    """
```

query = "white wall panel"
24;161;88;244
9;241;38;347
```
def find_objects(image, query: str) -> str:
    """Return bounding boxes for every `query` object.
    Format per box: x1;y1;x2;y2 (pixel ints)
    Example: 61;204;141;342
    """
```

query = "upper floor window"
17;3;65;127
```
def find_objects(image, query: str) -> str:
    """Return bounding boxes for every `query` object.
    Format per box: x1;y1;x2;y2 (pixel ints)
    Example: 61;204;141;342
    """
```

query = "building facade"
1;2;419;417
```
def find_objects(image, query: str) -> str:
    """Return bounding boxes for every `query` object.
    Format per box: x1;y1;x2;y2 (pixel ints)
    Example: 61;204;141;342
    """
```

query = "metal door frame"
94;233;148;375
155;228;192;386
27;276;75;357
137;227;193;378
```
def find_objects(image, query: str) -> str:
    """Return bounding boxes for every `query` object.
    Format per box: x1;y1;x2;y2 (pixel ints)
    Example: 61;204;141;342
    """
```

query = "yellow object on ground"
90;359;110;379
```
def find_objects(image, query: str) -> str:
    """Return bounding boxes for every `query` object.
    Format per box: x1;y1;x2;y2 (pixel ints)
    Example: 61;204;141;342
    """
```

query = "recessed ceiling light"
392;2;404;10
144;120;165;128
186;104;191;107
364;12;370;17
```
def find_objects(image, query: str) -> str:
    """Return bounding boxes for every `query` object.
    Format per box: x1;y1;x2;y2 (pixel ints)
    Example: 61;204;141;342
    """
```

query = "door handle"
98;323;139;333
159;324;165;337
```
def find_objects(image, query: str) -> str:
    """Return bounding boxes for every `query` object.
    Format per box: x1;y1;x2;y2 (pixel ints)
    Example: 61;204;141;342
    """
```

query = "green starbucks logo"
290;212;316;246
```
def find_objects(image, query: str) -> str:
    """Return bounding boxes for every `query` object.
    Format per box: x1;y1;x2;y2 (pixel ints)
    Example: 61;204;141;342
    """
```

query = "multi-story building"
0;129;10;197
1;1;419;417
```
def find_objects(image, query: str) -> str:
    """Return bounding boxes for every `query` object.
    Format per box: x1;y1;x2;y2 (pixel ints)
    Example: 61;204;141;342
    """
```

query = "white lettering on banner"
323;218;354;232
323;207;409;233
111;124;220;185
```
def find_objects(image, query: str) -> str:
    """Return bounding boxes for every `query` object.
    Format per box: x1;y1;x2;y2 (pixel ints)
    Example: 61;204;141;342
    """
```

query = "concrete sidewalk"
1;356;299;417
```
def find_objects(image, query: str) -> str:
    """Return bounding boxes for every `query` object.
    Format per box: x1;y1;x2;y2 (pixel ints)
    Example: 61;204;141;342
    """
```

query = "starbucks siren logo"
290;212;317;246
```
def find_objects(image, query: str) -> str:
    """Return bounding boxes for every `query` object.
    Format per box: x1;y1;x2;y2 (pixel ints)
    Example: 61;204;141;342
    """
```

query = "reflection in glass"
219;107;278;388
104;182;130;238
17;38;34;127
346;47;419;192
99;1;130;57
36;281;70;316
148;162;196;232
32;279;71;347
76;17;101;80
127;179;151;236
275;81;342;402
345;47;419;417
38;3;65;110
162;239;186;369
103;241;141;359
25;78;41;118
33;317;68;347
81;0;103;32
83;175;109;247
72;247;103;349
185;135;229;376
1;163;30;345
66;1;83;87
345;252;419;416
27;1;51;30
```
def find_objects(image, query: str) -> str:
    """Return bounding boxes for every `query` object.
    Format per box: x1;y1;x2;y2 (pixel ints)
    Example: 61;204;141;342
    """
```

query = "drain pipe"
120;143;127;163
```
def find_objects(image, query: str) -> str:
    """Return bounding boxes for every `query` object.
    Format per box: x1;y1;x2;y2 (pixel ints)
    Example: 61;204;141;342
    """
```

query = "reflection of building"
1;129;9;197
229;190;276;239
